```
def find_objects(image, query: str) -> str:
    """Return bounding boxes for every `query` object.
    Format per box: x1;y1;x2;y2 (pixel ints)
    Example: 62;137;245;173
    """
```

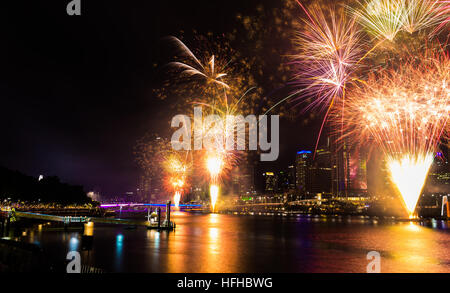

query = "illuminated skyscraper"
137;175;151;202
295;150;312;197
232;162;256;196
310;147;332;197
263;172;277;192
331;138;368;198
425;151;450;194
287;165;296;190
276;169;295;192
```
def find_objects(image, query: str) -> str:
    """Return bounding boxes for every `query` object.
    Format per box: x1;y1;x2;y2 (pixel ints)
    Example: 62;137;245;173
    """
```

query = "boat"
145;202;176;231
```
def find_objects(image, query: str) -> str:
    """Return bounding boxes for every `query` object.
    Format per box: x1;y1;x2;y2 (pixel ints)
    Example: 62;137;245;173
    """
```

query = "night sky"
0;0;322;198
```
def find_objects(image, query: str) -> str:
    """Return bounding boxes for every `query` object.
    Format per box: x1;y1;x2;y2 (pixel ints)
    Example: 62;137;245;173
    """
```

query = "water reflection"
84;222;94;236
208;214;220;256
166;228;187;273
69;236;79;251
115;234;123;272
208;227;219;255
382;222;441;272
209;213;219;224
405;221;421;232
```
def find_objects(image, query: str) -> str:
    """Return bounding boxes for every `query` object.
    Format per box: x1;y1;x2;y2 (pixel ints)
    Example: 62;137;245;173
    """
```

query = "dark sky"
0;0;321;197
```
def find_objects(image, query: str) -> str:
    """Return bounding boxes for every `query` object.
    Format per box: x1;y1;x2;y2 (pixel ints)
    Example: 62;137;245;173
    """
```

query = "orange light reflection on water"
384;222;441;272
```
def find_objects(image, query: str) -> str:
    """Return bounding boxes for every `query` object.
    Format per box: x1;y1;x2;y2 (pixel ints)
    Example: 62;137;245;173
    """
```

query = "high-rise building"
310;147;332;197
295;150;312;197
137;175;151;202
276;171;290;192
189;161;207;202
263;172;277;192
232;163;256;196
426;152;450;194
287;165;296;190
349;147;368;195
331;137;368;198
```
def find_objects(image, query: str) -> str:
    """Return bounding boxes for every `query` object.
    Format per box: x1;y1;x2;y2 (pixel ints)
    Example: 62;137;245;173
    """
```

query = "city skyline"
103;142;449;204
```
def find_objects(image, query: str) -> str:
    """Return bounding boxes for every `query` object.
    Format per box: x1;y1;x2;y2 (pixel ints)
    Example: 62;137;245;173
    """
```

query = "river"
16;211;450;273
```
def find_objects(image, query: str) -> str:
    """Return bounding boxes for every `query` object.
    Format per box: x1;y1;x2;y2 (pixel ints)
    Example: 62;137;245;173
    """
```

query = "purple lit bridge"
100;203;203;209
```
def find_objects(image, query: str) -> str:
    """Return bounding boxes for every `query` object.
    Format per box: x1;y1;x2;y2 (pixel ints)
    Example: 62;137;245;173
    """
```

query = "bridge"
0;202;201;226
1;210;89;223
230;199;323;208
100;203;202;208
231;203;283;208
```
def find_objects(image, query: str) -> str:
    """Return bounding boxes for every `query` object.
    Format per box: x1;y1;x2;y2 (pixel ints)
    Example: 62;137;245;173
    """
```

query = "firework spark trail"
336;48;449;216
173;191;182;208
206;155;223;182
350;0;449;40
164;152;190;208
209;184;219;213
166;36;230;89
432;0;450;36
205;154;224;212
168;35;253;161
341;53;449;156
291;3;366;113
387;153;434;215
402;0;448;34
350;0;407;41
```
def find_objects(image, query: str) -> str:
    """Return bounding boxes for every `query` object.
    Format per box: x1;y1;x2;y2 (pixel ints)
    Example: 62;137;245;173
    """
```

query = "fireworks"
209;184;219;213
337;48;449;216
164;152;191;208
199;92;254;212
341;49;449;155
160;35;259;213
206;155;223;181
166;154;188;174
205;154;224;212
170;176;185;208
291;0;449;116
167;36;230;90
350;0;449;40
387;154;434;216
291;3;365;112
199;89;258;212
173;191;182;208
350;0;406;41
191;70;256;212
402;0;448;34
432;1;450;36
